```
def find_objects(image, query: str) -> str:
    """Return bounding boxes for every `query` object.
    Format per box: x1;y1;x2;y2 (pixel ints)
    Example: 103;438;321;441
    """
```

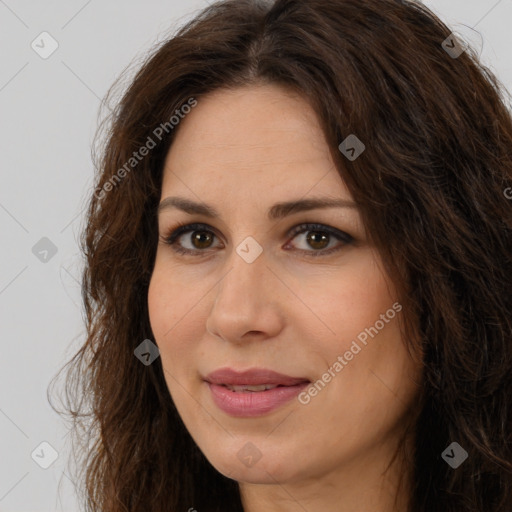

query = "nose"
205;246;284;345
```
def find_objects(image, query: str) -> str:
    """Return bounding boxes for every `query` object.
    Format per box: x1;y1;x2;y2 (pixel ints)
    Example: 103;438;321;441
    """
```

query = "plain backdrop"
1;1;511;511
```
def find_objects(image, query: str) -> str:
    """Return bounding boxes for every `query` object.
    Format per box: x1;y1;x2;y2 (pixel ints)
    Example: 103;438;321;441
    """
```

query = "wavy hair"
49;0;512;510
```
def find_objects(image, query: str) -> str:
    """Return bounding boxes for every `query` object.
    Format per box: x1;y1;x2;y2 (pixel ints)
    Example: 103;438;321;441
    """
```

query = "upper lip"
204;368;310;386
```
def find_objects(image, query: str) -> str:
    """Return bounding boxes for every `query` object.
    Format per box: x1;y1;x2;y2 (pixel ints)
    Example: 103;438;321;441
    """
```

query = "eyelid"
286;223;353;245
160;221;354;257
162;222;222;246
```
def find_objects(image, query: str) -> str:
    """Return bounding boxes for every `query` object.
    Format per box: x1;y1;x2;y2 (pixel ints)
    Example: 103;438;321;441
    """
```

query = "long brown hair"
49;0;512;510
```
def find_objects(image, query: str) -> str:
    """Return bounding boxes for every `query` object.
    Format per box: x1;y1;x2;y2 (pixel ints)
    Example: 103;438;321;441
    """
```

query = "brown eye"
162;223;221;256
304;231;330;250
190;231;214;249
162;222;353;257
285;223;354;257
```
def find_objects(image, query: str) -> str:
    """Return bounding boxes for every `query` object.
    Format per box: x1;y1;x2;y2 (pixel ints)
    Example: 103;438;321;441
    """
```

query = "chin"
215;459;290;485
205;441;300;484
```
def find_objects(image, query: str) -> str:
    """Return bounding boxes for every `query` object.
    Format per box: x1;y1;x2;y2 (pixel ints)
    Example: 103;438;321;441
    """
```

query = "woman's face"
148;83;422;487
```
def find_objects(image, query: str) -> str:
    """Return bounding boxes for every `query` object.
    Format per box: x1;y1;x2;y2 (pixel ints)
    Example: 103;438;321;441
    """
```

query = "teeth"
225;384;279;392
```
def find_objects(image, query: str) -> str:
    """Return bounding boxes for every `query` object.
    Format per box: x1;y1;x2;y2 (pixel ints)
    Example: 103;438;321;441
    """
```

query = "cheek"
147;269;167;340
147;271;194;402
147;265;203;368
317;251;397;342
147;261;194;340
312;256;419;415
147;267;187;368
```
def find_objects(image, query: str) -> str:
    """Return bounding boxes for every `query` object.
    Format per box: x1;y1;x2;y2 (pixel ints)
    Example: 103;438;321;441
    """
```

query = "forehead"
161;84;348;203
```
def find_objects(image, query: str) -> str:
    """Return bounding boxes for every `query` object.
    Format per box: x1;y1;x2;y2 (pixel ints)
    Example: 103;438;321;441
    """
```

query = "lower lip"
206;382;309;417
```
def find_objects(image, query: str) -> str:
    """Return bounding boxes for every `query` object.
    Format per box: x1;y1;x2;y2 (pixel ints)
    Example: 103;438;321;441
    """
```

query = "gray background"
0;1;511;511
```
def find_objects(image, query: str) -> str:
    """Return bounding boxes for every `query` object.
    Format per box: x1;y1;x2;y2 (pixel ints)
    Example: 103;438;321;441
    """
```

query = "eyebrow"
157;196;358;221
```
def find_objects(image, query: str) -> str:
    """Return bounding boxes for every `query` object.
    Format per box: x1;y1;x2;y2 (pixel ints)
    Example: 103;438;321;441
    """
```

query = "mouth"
221;383;290;392
203;367;310;417
204;367;310;387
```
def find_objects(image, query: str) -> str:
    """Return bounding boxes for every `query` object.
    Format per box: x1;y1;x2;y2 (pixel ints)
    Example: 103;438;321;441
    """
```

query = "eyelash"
160;222;354;258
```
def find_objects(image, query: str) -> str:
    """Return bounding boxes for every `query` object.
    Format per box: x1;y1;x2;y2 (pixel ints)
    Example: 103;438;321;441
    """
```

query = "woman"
50;0;512;510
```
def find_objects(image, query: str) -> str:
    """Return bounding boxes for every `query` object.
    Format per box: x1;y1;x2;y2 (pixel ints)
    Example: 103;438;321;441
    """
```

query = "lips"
203;368;311;417
204;367;310;387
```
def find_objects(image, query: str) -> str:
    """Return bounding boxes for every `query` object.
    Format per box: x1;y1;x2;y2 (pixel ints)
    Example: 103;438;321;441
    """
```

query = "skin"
147;83;423;512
